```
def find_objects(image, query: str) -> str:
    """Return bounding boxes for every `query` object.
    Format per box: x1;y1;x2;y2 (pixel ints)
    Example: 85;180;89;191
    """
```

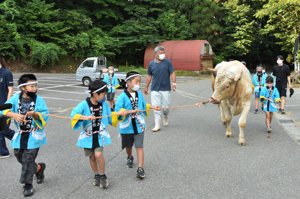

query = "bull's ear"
208;68;217;77
231;70;243;81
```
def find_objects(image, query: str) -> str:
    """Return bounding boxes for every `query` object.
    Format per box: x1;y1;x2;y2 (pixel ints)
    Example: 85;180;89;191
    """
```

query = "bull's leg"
221;101;232;138
238;101;250;146
219;104;226;126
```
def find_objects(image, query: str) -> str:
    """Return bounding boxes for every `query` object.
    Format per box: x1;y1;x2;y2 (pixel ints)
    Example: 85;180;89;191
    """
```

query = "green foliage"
117;65;148;75
214;54;226;65
0;0;298;70
158;10;193;40
255;0;300;62
174;70;200;77
30;42;66;66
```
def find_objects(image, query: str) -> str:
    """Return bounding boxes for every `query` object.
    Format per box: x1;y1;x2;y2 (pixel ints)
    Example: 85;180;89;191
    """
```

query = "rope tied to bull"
23;100;209;122
175;89;209;101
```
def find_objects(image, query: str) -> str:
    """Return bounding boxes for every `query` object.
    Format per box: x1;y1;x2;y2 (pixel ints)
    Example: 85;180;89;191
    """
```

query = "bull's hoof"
225;133;233;138
238;140;246;146
239;142;246;146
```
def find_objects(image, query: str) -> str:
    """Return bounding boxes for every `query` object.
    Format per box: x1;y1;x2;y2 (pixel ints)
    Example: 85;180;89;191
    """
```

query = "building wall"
144;40;215;71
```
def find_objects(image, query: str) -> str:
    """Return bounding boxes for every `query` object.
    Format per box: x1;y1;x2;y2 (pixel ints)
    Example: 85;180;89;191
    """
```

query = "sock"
37;164;41;173
100;173;105;176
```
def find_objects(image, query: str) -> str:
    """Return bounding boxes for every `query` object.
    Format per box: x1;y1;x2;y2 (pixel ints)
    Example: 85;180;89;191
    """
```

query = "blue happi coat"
115;90;150;134
70;100;117;148
0;94;49;149
260;86;281;112
103;74;120;93
252;73;266;92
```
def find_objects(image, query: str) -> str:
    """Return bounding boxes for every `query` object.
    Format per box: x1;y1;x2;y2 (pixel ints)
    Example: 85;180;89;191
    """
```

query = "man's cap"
290;88;294;97
277;55;284;60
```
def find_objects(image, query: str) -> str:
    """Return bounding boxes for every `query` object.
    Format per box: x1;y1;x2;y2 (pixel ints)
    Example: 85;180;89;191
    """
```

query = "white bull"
209;61;252;146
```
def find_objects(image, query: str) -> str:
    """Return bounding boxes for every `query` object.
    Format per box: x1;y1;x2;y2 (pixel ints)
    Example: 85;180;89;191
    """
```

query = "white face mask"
109;71;113;74
277;60;283;65
262;70;265;73
130;84;140;91
158;54;165;61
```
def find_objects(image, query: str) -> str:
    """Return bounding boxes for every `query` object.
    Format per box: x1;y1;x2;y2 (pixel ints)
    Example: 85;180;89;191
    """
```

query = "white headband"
125;74;142;82
84;85;107;95
17;81;38;90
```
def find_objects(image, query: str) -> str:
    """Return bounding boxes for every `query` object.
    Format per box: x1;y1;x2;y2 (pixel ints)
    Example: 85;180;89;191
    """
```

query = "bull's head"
209;69;243;104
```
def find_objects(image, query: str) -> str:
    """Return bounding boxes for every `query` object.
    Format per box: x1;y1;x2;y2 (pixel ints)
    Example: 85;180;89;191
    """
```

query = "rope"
175;89;209;101
32;101;209;121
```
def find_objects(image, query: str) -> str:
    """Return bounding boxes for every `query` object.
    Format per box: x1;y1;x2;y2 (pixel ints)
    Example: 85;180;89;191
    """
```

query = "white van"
75;57;126;87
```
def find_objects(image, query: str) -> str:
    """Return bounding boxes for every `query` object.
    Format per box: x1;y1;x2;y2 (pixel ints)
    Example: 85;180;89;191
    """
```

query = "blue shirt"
0;67;13;104
148;59;174;91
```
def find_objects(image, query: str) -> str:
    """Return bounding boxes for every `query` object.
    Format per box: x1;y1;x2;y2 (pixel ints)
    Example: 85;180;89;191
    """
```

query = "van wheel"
82;77;91;86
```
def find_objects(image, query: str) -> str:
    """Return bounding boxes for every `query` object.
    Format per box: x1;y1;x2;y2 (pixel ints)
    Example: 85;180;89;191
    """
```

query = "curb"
274;112;300;145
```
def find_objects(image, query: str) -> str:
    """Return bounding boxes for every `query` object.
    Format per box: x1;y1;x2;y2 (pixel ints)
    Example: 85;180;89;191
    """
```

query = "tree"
255;0;300;62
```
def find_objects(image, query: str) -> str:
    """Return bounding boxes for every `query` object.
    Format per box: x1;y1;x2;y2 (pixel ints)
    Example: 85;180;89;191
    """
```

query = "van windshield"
82;60;94;68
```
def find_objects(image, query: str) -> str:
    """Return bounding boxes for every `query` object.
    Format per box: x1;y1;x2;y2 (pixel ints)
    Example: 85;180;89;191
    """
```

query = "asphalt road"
1;73;300;199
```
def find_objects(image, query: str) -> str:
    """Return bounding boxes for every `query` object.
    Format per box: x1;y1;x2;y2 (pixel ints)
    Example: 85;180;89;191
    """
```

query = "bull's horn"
207;68;217;73
231;70;243;81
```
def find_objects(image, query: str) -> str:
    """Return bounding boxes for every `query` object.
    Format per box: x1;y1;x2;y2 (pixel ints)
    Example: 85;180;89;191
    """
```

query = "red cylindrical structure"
144;40;214;71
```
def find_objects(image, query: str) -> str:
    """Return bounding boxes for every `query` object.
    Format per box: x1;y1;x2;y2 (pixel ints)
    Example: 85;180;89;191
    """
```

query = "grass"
117;65;148;75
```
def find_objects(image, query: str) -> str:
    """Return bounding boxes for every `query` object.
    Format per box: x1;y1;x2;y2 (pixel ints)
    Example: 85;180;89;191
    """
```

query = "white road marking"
13;79;78;83
39;84;79;90
42;96;82;102
37;89;86;95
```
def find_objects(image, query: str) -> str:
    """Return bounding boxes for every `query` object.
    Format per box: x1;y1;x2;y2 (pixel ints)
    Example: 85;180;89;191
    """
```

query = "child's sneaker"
0;154;10;159
254;109;258;114
281;109;285;114
267;127;272;133
99;174;109;188
127;156;134;168
36;163;46;184
23;184;34;197
136;167;145;179
278;109;282;113
93;174;100;186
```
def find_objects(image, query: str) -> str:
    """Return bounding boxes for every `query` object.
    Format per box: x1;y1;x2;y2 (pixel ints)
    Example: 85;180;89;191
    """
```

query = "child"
270;72;276;86
252;65;266;114
0;74;49;197
115;71;160;179
262;67;268;78
103;66;120;111
260;76;281;133
70;80;118;188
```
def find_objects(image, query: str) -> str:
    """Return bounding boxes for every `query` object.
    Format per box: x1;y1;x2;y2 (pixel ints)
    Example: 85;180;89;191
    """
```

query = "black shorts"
121;132;144;149
107;93;115;101
276;86;287;97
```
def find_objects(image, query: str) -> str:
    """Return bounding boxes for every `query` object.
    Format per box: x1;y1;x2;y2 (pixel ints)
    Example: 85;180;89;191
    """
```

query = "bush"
30;42;66;66
214;54;226;65
117;65;148;75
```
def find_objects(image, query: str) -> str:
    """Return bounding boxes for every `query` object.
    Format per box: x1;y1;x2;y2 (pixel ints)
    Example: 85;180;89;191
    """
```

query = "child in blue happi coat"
115;71;160;179
70;80;119;188
0;74;49;197
103;66;120;111
260;76;281;133
252;65;266;114
270;72;276;86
